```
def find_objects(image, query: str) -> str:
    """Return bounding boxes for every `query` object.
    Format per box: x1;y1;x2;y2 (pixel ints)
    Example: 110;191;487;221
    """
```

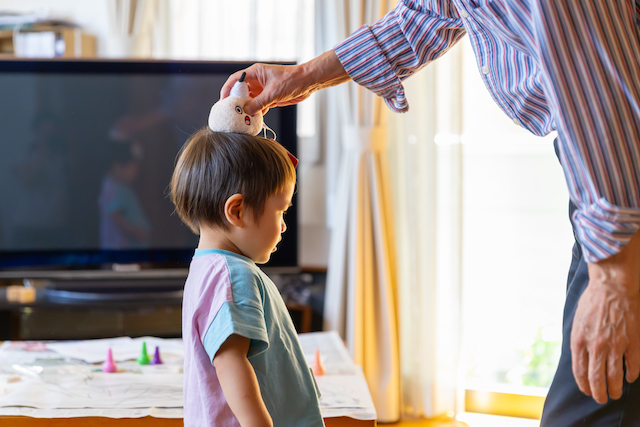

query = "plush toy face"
208;81;264;136
206;75;298;167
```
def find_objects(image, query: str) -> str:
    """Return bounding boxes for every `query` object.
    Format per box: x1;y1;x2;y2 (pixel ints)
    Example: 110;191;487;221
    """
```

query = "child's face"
241;181;294;264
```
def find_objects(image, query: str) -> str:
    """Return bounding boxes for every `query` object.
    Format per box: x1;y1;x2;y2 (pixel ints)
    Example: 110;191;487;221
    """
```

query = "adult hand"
571;230;640;404
220;50;351;116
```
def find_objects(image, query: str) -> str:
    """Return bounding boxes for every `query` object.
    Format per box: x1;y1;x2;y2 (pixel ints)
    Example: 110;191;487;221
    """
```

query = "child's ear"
224;194;245;227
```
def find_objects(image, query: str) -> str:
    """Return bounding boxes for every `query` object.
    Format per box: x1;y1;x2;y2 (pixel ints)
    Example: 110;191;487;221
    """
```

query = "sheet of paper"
46;336;183;363
0;406;184;419
0;372;183;409
0;406;155;418
298;331;358;375
298;332;377;420
0;332;376;421
0;341;64;367
45;337;134;363
316;367;377;420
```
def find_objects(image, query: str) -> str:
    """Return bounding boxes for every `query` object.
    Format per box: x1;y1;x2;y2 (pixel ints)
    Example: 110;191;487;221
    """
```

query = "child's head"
170;128;296;237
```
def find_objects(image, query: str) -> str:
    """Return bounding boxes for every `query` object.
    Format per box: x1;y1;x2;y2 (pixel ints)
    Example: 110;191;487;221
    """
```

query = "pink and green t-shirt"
182;248;324;426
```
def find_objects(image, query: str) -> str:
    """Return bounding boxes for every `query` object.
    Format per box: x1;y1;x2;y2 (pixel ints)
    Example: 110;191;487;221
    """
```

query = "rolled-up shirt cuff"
573;198;640;262
334;25;408;113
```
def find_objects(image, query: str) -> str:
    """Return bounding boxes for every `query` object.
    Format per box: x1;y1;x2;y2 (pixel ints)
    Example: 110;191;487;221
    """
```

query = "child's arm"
109;211;149;241
213;334;273;427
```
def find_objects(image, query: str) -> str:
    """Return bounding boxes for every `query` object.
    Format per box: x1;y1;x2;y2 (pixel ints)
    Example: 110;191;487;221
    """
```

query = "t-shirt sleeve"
105;187;124;214
202;301;269;361
201;264;269;361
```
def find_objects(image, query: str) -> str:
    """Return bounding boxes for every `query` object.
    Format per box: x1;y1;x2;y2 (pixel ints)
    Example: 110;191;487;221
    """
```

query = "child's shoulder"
191;249;265;287
221;254;266;288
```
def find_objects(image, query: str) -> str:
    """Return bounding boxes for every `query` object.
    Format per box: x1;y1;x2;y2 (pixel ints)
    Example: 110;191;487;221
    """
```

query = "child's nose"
281;218;287;233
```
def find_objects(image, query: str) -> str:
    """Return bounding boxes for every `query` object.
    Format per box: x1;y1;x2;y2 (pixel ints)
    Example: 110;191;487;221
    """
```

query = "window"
459;42;573;415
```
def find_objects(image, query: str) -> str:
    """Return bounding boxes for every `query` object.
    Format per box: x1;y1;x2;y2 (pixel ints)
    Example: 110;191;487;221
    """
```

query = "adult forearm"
588;229;640;296
220;50;350;116
531;0;640;262
572;229;640;403
300;50;351;94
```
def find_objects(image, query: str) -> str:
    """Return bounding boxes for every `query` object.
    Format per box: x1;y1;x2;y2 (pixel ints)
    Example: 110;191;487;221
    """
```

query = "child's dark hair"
170;128;296;234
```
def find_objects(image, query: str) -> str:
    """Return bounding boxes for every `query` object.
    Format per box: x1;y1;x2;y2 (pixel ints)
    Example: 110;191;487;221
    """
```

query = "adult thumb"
244;95;269;116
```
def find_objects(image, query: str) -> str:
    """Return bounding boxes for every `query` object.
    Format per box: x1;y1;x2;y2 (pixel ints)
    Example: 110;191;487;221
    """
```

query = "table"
0;415;374;426
0;332;376;426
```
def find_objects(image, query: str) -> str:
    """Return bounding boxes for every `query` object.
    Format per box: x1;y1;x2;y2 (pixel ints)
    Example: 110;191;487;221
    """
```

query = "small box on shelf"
0;20;96;58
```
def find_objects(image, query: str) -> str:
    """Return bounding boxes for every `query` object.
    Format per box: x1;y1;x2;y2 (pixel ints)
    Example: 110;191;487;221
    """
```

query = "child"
98;142;150;249
171;128;324;426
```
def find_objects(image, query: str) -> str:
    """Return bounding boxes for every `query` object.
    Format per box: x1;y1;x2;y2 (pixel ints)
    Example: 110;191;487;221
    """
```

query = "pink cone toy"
102;348;118;373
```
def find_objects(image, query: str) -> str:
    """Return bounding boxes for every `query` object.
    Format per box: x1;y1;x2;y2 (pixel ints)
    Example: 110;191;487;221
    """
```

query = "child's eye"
235;106;243;114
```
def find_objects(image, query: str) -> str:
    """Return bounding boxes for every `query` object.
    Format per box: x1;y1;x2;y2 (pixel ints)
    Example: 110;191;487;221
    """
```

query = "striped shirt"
334;0;640;263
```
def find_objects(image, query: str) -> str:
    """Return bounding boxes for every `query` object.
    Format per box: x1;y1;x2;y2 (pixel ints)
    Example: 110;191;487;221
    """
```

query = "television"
0;59;298;282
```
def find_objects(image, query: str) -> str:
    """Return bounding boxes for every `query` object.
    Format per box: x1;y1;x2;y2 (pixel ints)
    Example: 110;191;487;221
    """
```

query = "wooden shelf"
0;26;96;57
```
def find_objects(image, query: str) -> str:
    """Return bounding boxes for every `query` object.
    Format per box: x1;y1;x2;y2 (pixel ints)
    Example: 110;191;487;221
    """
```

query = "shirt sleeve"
522;1;640;262
333;0;466;113
104;187;124;215
202;270;269;361
202;301;269;361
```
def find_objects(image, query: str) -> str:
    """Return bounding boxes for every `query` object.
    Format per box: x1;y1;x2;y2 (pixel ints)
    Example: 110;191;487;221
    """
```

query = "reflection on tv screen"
0;66;294;269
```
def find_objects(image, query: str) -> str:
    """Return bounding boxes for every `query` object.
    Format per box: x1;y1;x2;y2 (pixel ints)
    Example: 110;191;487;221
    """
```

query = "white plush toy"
208;72;264;136
207;72;298;167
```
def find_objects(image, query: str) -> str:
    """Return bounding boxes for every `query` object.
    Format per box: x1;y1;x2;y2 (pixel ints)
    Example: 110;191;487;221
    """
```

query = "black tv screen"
0;59;298;273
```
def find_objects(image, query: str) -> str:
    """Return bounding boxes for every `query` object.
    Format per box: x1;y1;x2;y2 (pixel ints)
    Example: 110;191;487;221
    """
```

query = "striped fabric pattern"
334;0;640;262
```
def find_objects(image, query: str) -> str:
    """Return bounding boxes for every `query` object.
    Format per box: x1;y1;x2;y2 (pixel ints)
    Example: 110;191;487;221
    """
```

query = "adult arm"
513;1;640;403
213;334;273;427
520;0;640;262
221;0;466;115
572;229;640;404
220;50;350;116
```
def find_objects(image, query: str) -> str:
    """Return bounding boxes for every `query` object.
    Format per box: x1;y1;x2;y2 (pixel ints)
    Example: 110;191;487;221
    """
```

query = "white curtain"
317;0;401;423
106;0;167;57
386;44;465;418
166;0;314;62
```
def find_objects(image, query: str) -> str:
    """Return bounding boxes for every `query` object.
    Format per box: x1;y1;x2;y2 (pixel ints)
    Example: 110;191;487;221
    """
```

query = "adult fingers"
572;342;591;396
607;352;624;400
220;68;252;99
588;350;608;404
244;94;273;117
625;332;640;383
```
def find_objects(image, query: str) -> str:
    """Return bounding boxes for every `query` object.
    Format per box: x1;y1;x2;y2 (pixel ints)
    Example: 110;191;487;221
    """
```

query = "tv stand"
0;268;189;281
0;269;326;341
0;268;188;340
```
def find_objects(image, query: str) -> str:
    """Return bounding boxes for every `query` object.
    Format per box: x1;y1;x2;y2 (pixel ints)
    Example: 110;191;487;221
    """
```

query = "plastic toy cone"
312;349;325;376
137;342;150;365
102;348;118;373
150;346;163;365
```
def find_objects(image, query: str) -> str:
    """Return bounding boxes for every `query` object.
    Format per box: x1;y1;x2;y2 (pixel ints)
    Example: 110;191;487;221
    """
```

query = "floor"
384;413;540;427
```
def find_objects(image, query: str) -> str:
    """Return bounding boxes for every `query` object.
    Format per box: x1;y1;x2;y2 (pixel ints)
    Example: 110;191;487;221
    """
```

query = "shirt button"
512;118;521;126
481;66;489;75
460;9;469;18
